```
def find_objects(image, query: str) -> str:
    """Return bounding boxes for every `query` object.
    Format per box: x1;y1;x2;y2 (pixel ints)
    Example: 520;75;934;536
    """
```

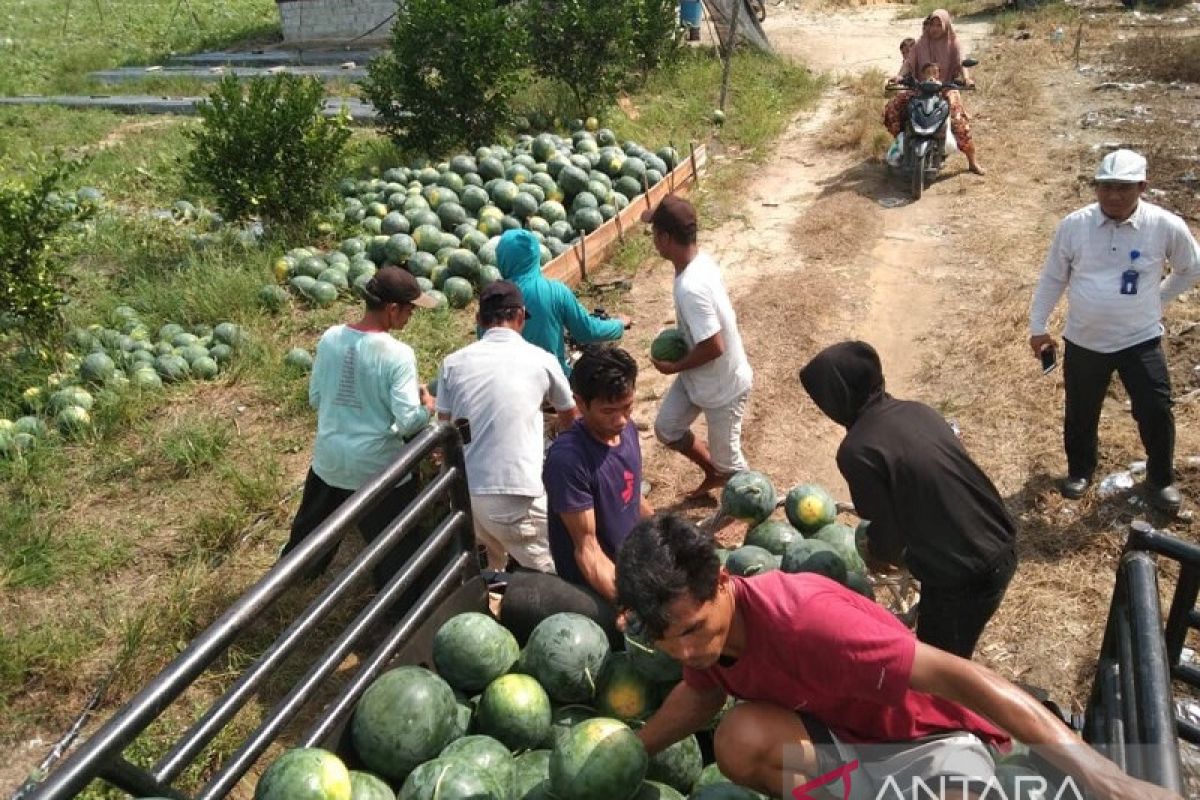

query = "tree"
524;0;636;117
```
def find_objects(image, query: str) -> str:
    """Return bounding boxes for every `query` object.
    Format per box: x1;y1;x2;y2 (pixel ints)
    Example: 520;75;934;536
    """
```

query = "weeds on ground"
821;69;893;160
1116;35;1200;84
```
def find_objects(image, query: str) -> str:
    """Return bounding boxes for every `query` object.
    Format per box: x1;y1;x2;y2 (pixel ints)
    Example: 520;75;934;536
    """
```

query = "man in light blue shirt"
279;266;438;586
1029;149;1200;511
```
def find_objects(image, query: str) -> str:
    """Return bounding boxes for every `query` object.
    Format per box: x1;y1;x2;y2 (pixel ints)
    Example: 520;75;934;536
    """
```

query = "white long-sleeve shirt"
1029;200;1200;353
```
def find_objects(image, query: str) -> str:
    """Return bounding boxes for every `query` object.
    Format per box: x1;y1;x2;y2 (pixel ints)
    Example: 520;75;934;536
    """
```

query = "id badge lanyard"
1120;249;1141;295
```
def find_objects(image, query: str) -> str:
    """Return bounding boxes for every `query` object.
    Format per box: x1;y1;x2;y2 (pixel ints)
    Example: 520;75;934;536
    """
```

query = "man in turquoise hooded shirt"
495;229;629;374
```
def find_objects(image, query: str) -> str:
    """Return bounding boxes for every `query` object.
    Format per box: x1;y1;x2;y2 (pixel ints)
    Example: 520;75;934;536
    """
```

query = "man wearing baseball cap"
436;280;577;573
644;196;754;498
279;266;440;588
1029;149;1200;511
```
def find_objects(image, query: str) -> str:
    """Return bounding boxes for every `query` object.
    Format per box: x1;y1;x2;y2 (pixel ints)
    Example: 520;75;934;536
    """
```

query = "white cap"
1095;149;1147;183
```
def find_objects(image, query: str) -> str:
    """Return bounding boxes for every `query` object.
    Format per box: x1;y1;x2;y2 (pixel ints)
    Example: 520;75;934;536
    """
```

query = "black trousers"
281;468;421;590
916;551;1016;659
1063;337;1174;487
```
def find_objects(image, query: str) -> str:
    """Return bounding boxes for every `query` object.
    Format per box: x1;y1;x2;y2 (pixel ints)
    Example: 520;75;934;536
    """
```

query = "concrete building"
275;0;397;46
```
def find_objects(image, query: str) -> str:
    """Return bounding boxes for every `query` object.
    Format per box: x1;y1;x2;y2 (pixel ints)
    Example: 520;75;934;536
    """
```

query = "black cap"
364;266;438;308
479;280;531;318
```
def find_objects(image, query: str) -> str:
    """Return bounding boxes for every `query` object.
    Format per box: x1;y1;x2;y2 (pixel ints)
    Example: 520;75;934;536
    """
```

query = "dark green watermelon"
512;750;552;800
784;485;837;534
688;784;759;800
439;735;514;799
477;673;553;751
844;570;875;599
692;762;729;790
743;521;800;557
433;612;520;693
779;538;838;575
646;734;702;795
624;616;682;684
546;704;597;750
725;545;779;577
789;549;847;584
523;613;611;704
650;328;688;362
549;717;648;800
397;757;504;800
633;781;686;800
349;771;395;800
813;523;866;573
351;667;459;782
596;652;660;722
254;747;351;800
720;472;777;525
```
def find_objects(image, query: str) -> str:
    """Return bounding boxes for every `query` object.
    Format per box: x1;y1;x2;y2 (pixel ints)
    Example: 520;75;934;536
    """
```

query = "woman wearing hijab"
883;8;986;175
798;341;1016;659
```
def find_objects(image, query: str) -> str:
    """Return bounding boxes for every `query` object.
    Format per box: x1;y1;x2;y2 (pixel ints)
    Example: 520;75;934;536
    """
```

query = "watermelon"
352;666;460;782
349;772;394;800
47;386;93;413
844;570;875;599
573;208;604;234
397;757;504;800
784;484;837;534
254;748;351;800
259;284;290;312
477;673;553;751
180;344;212;365
80;352;116;385
813;523;866;573
426;290;449;310
381;212;408;235
646;734;702;795
385;234;417;265
689;783;757;800
413;224;444;254
780;538;841;577
791;549;847;584
439;735;515;798
634;783;686;800
547;704;596;750
549;718;648;800
743;521;799;557
595;652;659;722
720;472;777;524
290;275;318;297
406;251;437;279
438;202;469;229
442;277;474;309
650;329;688;362
512;750;551;800
512;193;539;220
285;348;314;373
558;165;590;198
306;280;337;307
725;545;779;577
191;356;220;380
624;615;681;684
131;368;163;391
523;613;611;704
478;265;502;290
446;249;481;282
56;405;92;436
433;612;520;693
692;763;731;790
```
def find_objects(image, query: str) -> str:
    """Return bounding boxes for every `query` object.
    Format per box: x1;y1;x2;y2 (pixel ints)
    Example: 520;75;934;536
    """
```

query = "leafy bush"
628;0;684;79
524;0;636;116
185;74;351;234
0;154;92;338
361;0;527;155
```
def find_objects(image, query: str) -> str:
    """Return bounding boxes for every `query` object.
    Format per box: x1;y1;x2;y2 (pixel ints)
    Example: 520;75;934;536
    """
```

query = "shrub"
628;0;684;80
524;0;636;116
361;0;527;155
185;74;351;234
0;154;92;338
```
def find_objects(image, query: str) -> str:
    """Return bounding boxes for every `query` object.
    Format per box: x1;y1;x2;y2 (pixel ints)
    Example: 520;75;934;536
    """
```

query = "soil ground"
622;0;1200;716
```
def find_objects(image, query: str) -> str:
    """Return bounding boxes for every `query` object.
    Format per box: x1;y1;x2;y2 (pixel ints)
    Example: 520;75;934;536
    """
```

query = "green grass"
158;416;233;476
0;0;281;96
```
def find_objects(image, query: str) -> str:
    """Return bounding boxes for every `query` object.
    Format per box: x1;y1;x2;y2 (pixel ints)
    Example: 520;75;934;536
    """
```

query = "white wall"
277;0;397;45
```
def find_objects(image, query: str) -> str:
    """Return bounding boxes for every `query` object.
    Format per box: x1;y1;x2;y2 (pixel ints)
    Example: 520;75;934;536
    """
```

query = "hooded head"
798;341;887;428
495;229;541;280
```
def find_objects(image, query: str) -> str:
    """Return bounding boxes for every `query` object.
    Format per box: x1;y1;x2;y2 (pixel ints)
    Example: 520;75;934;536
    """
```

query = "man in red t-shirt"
616;514;1181;800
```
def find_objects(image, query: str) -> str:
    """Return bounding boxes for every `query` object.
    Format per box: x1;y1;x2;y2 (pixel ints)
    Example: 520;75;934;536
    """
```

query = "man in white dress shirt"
1029;149;1200;511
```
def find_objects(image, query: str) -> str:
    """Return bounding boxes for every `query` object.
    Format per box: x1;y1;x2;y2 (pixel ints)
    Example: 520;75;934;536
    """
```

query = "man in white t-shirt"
644;196;754;498
1029;149;1200;512
437;280;578;572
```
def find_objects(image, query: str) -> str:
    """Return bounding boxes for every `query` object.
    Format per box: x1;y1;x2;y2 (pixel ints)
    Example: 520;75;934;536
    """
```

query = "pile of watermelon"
0;307;247;457
269;128;680;314
241;610;765;800
718;472;874;599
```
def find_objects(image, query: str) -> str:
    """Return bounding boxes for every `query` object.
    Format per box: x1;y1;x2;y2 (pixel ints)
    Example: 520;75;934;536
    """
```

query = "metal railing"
23;421;485;800
1083;520;1191;793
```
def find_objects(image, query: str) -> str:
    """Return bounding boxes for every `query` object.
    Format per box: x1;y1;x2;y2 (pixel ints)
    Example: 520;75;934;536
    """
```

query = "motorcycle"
885;58;978;200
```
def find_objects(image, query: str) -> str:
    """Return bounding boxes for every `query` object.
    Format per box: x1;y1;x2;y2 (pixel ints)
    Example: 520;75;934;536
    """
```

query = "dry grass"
821;68;894;160
1116;35;1200;84
792;191;885;262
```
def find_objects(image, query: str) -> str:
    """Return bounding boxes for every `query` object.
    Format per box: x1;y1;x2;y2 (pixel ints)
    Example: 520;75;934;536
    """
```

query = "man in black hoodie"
798;340;1017;658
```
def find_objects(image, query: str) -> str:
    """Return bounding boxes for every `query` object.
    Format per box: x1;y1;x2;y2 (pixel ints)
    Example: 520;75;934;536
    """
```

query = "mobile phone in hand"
1040;346;1058;375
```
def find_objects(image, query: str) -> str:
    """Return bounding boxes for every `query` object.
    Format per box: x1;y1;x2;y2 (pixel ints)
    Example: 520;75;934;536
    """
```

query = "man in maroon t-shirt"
616;514;1181;800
